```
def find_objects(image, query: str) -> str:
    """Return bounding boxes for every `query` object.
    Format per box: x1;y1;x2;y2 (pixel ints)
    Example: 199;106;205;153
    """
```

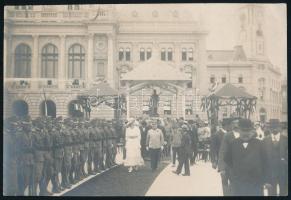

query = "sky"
199;4;287;76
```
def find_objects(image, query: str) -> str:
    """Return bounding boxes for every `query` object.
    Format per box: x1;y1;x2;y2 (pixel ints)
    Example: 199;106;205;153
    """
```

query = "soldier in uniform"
81;121;90;177
39;119;54;196
17;119;35;196
87;120;96;175
51;117;65;193
99;121;107;170
94;120;104;172
31;120;46;196
70;120;80;184
3;119;19;196
104;123;113;168
61;119;73;189
78;121;86;180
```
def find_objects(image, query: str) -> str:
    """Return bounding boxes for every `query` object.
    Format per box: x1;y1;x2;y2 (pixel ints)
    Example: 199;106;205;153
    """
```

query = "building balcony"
5;78;32;90
6;9;110;22
65;79;87;89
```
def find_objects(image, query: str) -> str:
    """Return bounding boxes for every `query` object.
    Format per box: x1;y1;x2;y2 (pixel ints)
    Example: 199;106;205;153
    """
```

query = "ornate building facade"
4;4;283;122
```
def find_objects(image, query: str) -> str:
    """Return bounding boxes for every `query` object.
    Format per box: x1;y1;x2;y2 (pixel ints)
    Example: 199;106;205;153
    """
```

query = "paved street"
53;159;223;196
146;161;223;196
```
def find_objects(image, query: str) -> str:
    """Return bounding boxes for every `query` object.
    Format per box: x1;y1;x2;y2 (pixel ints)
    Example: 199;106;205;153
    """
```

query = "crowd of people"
3;115;121;196
211;118;288;196
4;114;288;196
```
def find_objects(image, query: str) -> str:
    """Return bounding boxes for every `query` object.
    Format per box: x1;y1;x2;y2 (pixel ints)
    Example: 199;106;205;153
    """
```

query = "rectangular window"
185;100;193;115
97;62;105;76
222;77;226;83
161;49;166;61
182;49;187;61
188;48;193;61
15;6;19;10
147;50;152;60
119;49;124;61
210;77;215;84
68;5;73;10
167;51;172;61
125;49;130;61
187;82;192;88
238;76;243;83
140;51;145;61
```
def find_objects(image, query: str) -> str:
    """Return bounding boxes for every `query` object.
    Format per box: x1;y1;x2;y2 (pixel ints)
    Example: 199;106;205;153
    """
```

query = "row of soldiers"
3;116;119;196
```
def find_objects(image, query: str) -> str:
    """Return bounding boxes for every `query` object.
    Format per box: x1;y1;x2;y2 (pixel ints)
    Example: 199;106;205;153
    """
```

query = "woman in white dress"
124;118;144;172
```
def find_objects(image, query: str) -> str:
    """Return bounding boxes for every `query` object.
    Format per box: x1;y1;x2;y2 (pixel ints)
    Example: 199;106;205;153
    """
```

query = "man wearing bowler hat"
262;120;288;196
224;118;265;196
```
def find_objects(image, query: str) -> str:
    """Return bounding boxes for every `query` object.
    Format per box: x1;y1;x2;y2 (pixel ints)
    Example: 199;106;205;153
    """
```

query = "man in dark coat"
188;120;198;165
139;120;149;160
211;121;227;169
224;119;265;196
217;118;240;196
173;124;192;176
262;120;288;196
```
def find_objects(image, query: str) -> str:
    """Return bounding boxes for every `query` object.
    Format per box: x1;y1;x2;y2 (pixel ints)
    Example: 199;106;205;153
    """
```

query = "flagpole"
43;88;48;116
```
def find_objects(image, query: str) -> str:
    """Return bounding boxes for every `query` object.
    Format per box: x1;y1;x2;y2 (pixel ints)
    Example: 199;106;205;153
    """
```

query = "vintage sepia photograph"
3;3;288;196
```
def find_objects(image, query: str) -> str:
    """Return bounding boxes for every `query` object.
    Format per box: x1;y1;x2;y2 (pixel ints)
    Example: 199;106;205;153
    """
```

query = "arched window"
146;48;152;60
41;44;58;78
119;48;124;61
14;44;32;78
161;48;166;61
68;44;85;79
167;48;173;61
40;100;56;118
12;100;29;117
140;48;145;61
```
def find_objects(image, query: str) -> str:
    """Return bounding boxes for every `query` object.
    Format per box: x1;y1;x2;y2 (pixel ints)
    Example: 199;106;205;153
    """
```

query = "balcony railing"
6;10;109;21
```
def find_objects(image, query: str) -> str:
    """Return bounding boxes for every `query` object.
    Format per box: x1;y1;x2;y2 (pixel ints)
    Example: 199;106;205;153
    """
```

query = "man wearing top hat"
262;120;288;196
224;118;265;196
217;118;240;196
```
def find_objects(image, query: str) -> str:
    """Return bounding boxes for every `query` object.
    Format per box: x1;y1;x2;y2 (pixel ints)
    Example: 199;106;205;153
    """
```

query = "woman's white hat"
127;118;135;126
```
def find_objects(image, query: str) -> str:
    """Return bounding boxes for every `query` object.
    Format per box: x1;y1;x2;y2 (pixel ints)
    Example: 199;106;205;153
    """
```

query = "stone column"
59;35;66;89
107;33;114;88
87;33;94;84
32;35;39;89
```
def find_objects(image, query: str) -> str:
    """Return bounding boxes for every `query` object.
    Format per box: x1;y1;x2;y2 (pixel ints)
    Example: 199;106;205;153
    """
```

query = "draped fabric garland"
200;83;257;129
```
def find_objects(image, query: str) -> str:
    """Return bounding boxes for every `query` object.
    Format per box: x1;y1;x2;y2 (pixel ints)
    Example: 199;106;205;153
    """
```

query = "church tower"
238;4;266;59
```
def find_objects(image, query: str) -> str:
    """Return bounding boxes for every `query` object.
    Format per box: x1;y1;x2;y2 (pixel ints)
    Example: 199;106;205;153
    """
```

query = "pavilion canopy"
121;55;191;81
80;82;118;97
211;83;256;99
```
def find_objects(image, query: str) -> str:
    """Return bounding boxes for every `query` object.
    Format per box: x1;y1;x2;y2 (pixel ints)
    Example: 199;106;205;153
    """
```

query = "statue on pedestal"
149;89;160;117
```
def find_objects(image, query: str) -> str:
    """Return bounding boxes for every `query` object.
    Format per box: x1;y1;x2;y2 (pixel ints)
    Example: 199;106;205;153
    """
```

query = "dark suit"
189;125;198;164
262;134;288;196
140;126;149;160
211;129;225;168
176;131;192;175
224;138;265;196
218;131;236;196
